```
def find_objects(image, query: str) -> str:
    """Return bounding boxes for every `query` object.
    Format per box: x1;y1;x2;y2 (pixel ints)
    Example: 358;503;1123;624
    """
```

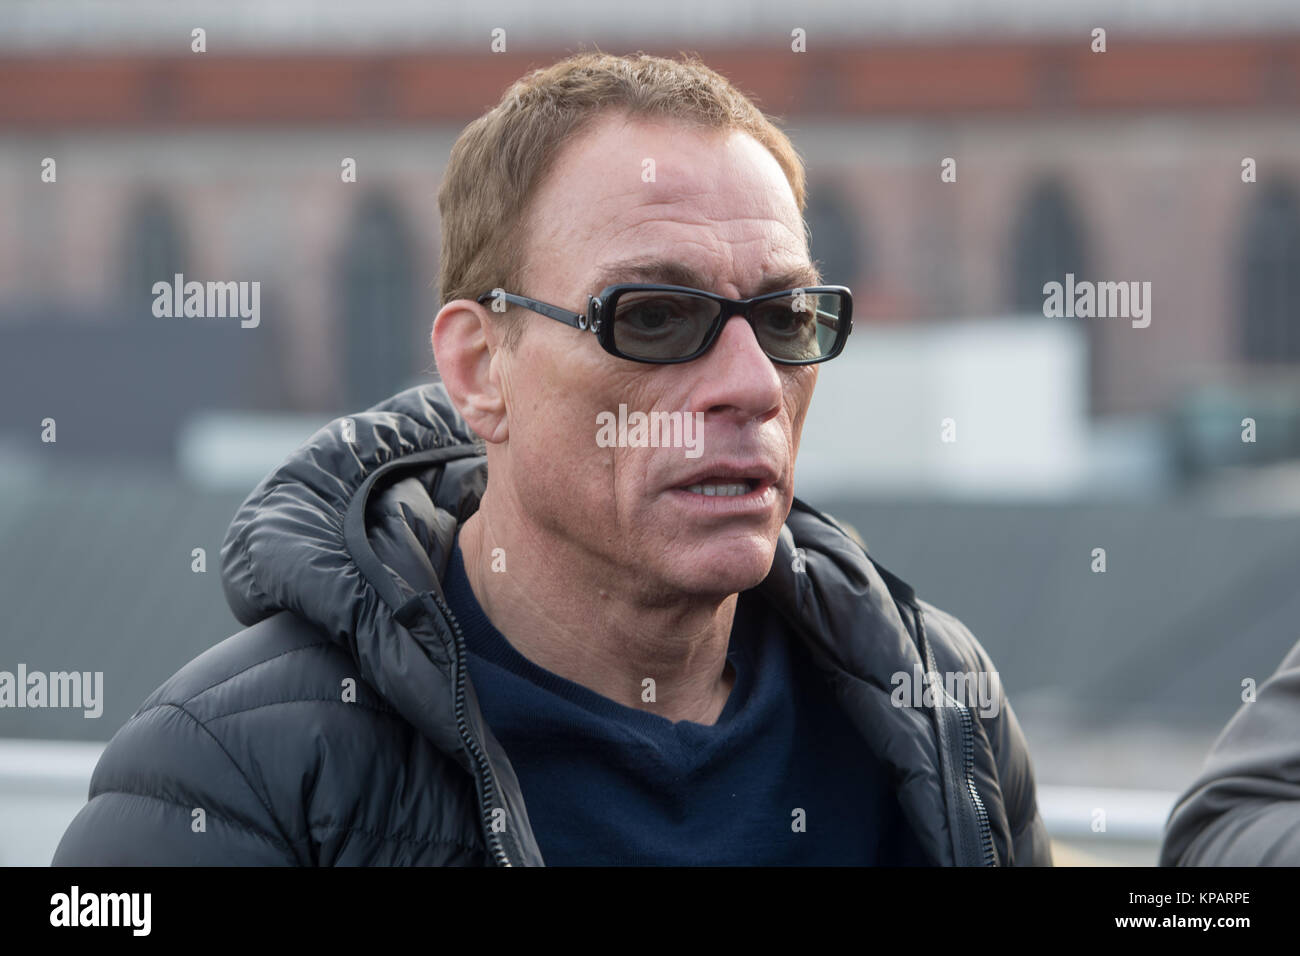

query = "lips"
671;462;780;494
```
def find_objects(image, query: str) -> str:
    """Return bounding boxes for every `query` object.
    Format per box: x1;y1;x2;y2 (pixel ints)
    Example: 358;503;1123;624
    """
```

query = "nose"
690;315;784;425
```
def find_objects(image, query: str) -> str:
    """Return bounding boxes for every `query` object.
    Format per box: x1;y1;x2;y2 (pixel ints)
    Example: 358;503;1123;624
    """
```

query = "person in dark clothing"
53;51;1051;866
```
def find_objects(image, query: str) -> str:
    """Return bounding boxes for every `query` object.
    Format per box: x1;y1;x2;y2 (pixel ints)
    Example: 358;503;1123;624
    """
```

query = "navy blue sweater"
444;532;931;866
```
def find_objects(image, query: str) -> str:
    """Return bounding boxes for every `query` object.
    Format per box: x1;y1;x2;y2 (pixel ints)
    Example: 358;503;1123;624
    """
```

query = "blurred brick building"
1;1;1298;429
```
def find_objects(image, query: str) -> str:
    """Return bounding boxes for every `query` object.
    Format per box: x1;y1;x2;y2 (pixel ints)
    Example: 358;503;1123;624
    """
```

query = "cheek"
784;372;818;449
505;370;637;526
507;418;604;535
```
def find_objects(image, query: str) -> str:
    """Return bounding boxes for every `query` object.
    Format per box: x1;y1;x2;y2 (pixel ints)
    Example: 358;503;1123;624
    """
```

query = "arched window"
1009;179;1089;313
336;192;420;409
1239;181;1300;362
804;182;865;287
121;193;187;318
1008;178;1100;413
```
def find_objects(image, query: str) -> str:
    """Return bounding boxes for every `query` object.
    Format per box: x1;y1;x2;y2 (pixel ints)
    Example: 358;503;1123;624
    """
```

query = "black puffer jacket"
53;383;1052;866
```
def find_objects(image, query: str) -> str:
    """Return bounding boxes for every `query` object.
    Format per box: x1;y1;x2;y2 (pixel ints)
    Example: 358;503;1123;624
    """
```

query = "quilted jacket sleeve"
51;700;301;866
1160;638;1300;865
988;689;1054;866
971;640;1053;866
923;601;1054;866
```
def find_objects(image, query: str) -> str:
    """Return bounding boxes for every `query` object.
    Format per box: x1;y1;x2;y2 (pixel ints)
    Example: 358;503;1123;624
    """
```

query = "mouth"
667;463;781;511
678;478;762;497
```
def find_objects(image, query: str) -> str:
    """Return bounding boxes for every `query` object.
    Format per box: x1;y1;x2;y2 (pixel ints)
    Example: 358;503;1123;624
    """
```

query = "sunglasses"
475;283;853;365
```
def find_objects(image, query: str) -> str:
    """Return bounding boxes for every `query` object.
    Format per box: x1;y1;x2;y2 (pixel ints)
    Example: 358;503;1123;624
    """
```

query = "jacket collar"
220;383;954;865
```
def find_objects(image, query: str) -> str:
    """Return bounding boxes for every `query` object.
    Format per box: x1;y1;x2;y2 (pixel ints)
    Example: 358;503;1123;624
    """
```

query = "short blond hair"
436;50;809;350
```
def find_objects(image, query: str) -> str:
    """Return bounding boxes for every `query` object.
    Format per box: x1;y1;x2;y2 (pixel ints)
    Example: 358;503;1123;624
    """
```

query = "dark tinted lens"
752;291;845;361
611;291;718;360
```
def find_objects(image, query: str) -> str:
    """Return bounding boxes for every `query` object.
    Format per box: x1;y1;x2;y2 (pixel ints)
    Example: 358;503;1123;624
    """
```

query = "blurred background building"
2;0;1300;865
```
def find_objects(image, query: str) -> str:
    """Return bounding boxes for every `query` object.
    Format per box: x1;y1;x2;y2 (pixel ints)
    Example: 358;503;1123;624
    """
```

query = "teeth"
685;482;750;497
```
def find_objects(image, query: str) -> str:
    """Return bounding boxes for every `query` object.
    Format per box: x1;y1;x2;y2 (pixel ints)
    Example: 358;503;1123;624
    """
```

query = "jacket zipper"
425;590;515;867
343;444;517;865
913;603;997;866
957;702;997;866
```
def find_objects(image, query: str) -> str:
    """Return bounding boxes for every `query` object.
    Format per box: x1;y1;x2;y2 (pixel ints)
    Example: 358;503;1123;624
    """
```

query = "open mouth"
678;478;761;497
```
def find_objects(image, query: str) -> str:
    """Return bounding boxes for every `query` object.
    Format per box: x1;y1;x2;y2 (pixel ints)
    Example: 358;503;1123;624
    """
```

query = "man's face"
494;110;821;600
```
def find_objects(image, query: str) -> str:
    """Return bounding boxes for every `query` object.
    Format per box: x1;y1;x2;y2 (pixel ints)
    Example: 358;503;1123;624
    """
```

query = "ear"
431;299;510;444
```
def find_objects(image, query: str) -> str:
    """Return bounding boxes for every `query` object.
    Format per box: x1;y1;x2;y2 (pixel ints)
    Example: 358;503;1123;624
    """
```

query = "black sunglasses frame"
475;283;853;366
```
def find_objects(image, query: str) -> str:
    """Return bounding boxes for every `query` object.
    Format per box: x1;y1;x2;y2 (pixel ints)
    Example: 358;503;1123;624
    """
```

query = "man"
54;51;1050;866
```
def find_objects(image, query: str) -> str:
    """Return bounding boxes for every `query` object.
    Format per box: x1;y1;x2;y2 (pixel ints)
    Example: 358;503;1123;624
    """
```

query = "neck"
456;490;737;725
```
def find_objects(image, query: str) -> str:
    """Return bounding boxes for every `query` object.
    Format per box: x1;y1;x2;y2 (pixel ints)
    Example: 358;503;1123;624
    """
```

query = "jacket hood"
219;381;956;865
220;384;495;775
222;383;482;634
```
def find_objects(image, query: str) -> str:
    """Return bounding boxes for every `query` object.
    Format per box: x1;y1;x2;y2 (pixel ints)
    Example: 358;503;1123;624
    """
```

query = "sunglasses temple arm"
814;308;841;331
495;292;586;330
532;300;588;329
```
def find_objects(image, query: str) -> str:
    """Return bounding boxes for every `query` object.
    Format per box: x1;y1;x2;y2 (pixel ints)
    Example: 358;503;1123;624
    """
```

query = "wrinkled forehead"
521;114;808;297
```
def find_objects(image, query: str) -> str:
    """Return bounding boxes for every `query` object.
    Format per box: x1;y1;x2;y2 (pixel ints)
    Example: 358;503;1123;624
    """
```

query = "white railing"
1036;785;1177;842
0;739;104;867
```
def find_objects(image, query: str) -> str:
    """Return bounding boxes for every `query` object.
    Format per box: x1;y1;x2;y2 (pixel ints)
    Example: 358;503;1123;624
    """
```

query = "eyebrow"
589;257;823;298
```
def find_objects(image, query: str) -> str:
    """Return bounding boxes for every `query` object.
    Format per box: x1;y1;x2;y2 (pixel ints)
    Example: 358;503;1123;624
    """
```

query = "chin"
666;540;775;596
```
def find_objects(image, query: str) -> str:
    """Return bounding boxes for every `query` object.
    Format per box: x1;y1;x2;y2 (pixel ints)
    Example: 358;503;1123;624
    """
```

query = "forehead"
522;111;811;297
